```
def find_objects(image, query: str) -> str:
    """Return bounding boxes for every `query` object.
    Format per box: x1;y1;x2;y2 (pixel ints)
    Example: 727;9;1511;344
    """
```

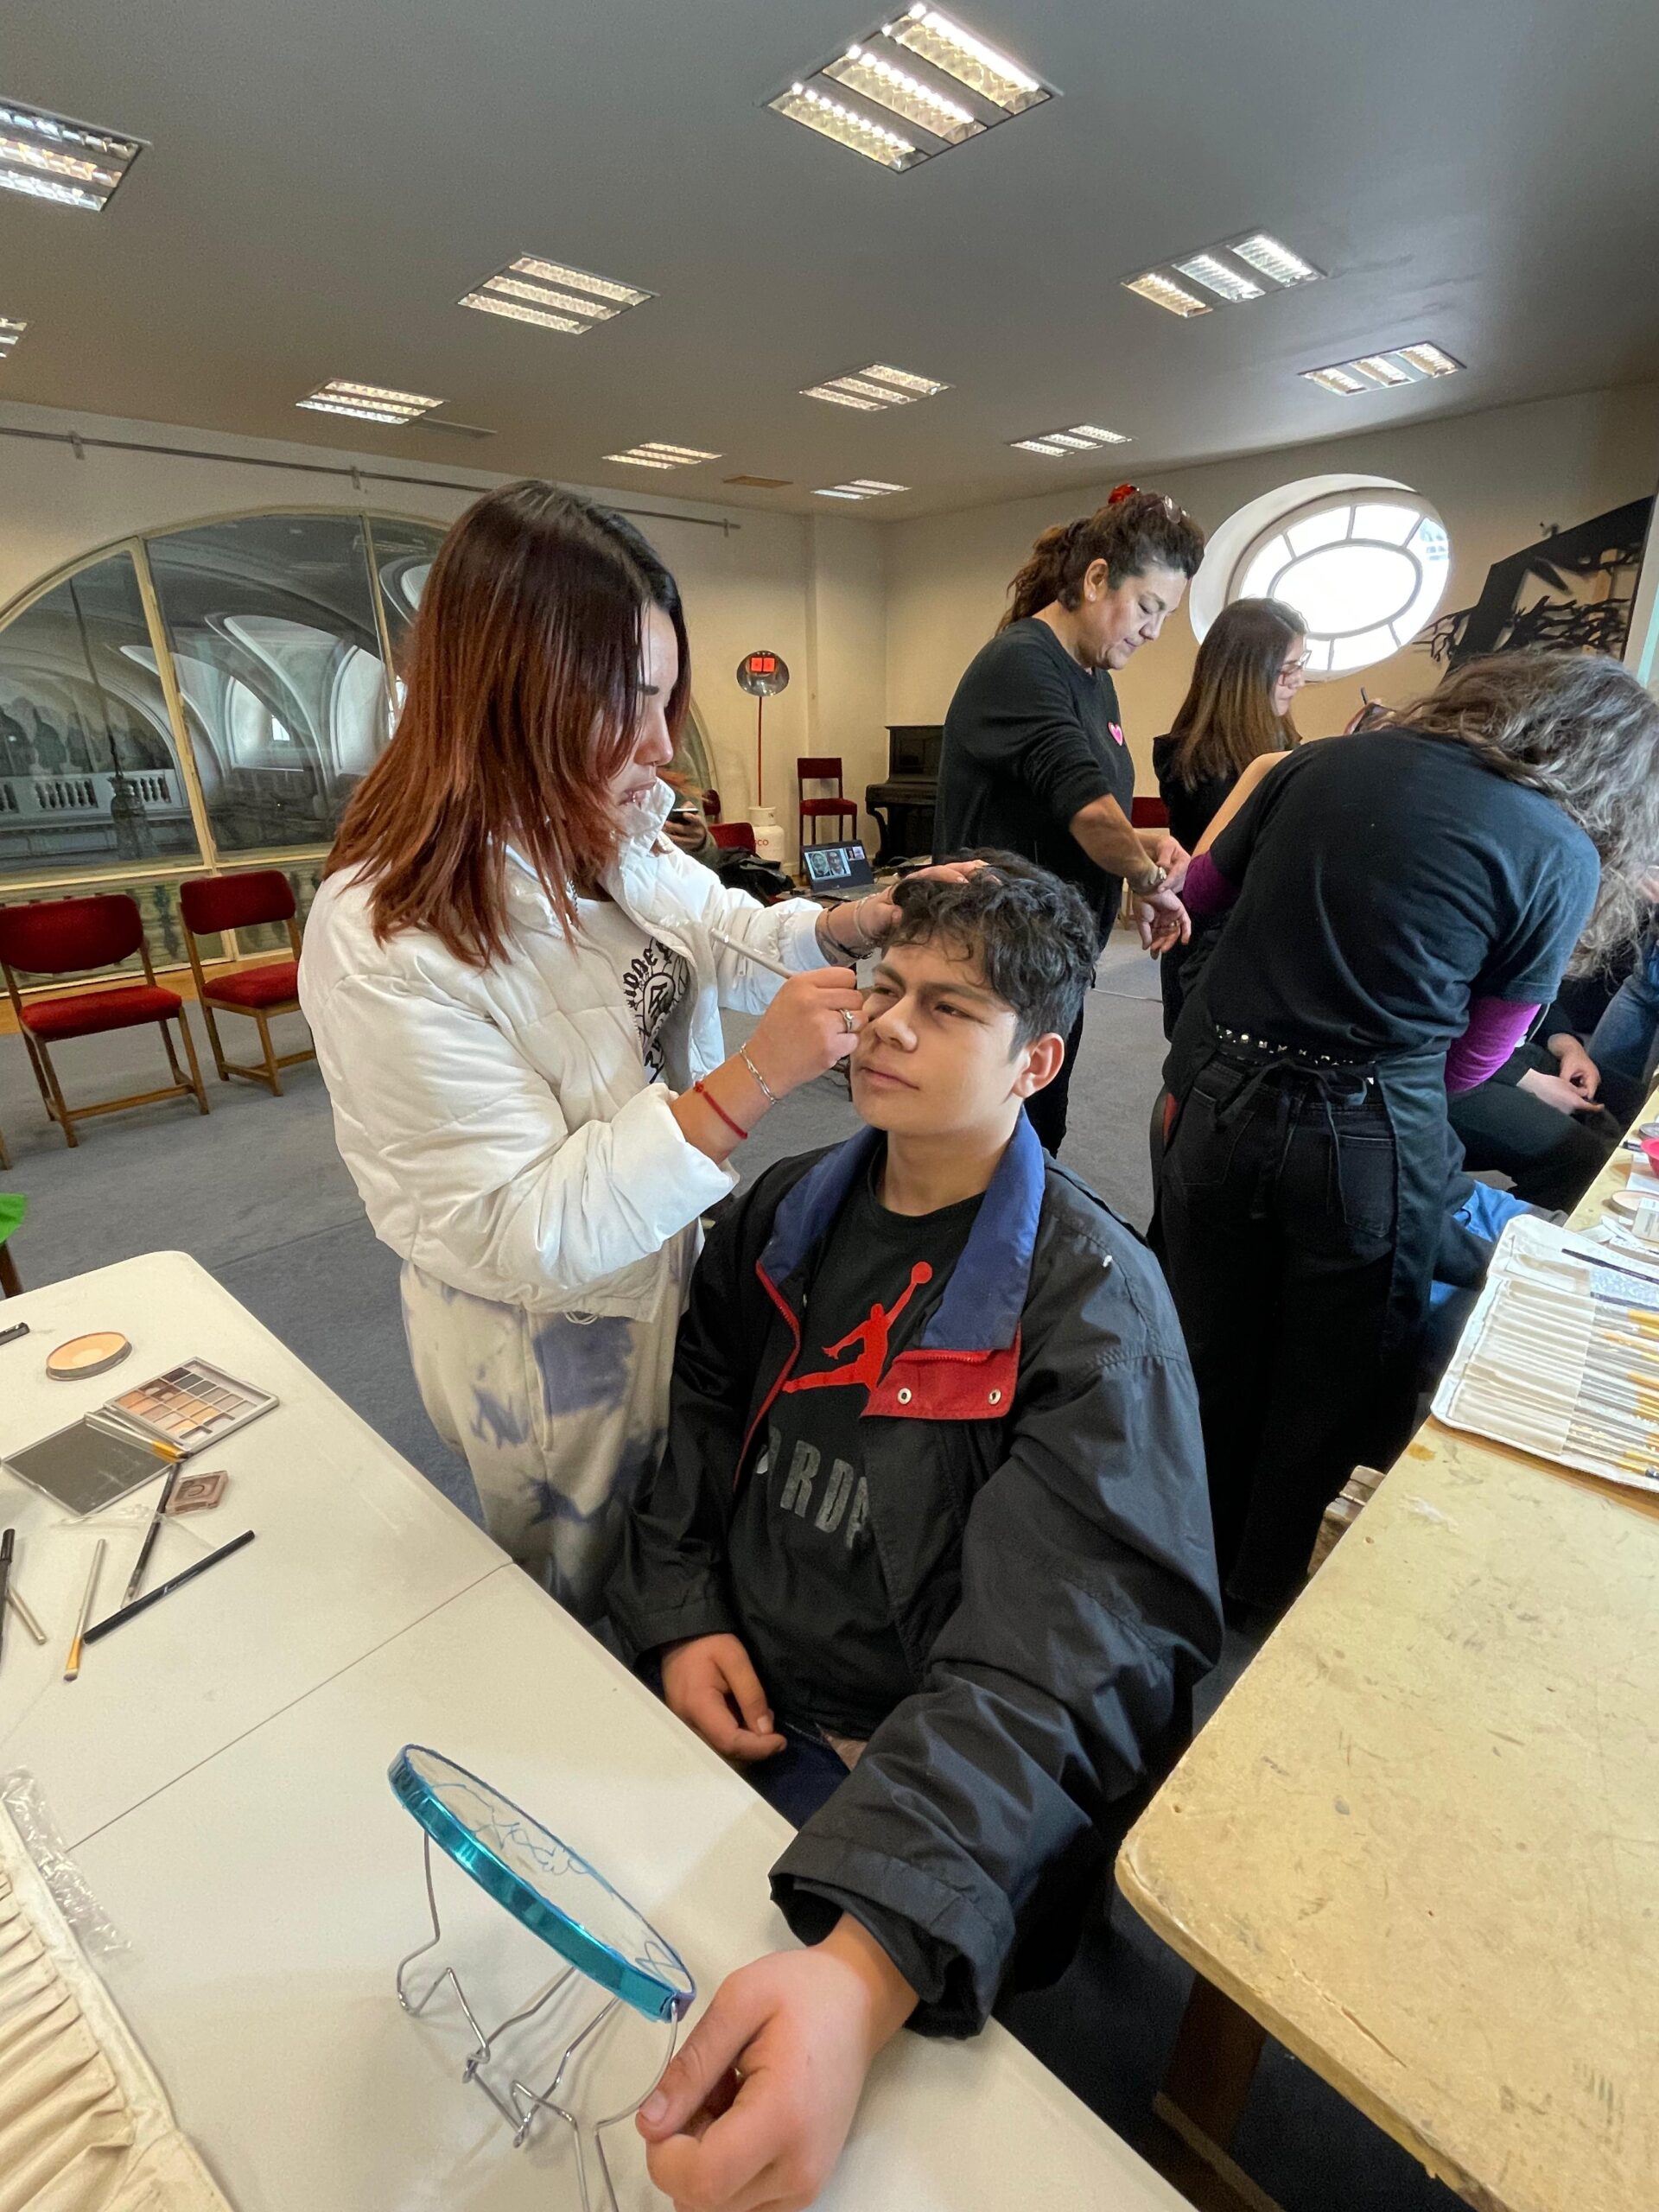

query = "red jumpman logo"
782;1263;933;1396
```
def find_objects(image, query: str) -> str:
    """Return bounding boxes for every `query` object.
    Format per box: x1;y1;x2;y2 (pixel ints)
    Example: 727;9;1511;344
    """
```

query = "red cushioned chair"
179;871;314;1096
1130;795;1170;829
797;756;858;853
709;821;757;854
0;893;209;1148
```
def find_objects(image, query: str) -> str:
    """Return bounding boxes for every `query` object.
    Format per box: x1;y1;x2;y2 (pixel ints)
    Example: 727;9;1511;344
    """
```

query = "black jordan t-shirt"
727;1161;982;1738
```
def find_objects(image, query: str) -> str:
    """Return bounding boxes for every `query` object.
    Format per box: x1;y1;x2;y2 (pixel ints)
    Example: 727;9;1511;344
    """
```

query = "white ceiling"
2;0;1656;519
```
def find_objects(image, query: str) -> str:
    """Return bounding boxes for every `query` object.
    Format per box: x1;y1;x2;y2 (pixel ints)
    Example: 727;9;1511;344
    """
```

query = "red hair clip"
1107;482;1138;505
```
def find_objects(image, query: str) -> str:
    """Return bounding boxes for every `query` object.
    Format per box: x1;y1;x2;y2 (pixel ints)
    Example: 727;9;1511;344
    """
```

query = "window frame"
1224;486;1451;677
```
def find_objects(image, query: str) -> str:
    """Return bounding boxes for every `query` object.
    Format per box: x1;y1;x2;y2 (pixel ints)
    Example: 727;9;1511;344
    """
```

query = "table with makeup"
1116;1120;1659;2212
0;1249;1190;2212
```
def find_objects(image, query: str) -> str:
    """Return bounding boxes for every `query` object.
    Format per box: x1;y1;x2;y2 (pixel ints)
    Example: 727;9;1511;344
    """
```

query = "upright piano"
866;724;942;865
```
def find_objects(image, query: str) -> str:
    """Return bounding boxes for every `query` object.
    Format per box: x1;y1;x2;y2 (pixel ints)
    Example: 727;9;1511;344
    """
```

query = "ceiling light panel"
1123;271;1211;319
1173;251;1264;303
298;380;440;425
767;7;1053;172
802;361;950;412
607;442;721;469
815;480;909;499
1229;232;1322;286
1127;230;1323;316
1011;423;1131;457
0;97;143;213
461;253;655;335
1302;344;1465;396
0;317;25;357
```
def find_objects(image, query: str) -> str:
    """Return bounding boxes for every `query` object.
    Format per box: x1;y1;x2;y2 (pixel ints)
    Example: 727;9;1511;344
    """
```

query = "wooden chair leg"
174;1012;210;1116
0;1243;21;1298
200;998;231;1082
257;1011;283;1095
30;1034;78;1148
0;1119;9;1171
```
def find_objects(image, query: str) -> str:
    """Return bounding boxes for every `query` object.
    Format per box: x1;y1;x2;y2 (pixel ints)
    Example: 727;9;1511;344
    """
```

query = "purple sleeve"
1177;850;1241;921
1445;998;1540;1094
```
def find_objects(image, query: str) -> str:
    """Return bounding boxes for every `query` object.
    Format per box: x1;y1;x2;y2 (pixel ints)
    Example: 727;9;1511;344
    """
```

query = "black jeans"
1158;1056;1419;1612
1026;1001;1087;1155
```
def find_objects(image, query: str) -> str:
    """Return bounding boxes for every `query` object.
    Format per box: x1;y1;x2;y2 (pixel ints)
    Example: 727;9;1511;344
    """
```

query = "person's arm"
1446;998;1541;1094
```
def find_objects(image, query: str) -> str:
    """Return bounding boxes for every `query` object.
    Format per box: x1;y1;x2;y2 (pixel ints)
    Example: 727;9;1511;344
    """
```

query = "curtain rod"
0;422;740;534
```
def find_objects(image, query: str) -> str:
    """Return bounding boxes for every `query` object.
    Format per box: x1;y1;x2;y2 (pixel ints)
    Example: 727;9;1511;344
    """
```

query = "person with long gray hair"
1156;649;1659;1619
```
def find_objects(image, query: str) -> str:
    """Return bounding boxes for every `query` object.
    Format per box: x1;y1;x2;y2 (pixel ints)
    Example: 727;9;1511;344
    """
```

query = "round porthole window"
1189;476;1452;677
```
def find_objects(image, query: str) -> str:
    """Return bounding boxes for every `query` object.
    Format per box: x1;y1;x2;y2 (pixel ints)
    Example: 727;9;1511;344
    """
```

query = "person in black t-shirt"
936;486;1206;1153
1159;651;1659;1618
611;858;1219;2212
1151;597;1307;1036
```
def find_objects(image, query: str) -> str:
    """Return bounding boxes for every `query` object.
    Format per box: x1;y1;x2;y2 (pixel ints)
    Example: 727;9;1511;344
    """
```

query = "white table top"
6;1253;1184;2212
0;1252;503;1846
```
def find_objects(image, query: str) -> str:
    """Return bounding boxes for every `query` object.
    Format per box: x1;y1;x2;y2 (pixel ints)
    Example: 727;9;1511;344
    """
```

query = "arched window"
1192;475;1452;677
0;505;719;974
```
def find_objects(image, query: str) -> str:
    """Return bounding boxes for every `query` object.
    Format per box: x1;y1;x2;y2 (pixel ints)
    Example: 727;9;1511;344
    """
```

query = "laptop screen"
802;841;877;891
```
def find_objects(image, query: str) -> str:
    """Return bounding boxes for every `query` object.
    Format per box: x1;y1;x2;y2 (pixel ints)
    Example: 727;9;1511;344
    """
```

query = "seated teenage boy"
607;855;1221;2212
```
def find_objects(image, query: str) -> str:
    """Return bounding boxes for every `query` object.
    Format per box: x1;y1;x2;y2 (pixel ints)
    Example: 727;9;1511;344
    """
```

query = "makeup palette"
105;1360;276;1455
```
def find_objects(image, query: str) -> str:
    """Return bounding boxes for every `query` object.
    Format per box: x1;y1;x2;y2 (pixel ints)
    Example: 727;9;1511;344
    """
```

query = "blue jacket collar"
756;1111;1046;1353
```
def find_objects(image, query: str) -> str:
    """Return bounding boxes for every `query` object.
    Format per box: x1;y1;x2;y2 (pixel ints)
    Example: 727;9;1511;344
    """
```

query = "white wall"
0;399;887;850
883;381;1659;791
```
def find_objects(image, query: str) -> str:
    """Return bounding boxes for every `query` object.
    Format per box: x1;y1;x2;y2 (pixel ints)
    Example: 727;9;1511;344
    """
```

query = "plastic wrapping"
0;1769;128;1956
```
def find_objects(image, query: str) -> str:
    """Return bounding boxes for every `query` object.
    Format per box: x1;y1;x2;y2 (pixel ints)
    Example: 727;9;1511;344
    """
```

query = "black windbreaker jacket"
608;1112;1221;2034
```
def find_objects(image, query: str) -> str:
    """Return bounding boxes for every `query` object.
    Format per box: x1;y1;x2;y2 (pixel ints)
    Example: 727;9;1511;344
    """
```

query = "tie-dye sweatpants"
399;1230;696;1621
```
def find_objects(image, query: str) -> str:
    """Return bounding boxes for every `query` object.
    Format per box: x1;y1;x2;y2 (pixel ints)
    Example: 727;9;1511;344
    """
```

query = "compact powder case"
46;1331;134;1381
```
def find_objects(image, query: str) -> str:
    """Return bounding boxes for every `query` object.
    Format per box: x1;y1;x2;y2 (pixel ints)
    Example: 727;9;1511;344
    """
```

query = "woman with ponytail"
936;486;1205;1153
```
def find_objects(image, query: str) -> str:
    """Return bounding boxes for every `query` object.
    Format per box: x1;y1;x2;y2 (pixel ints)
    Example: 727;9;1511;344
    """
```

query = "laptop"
800;840;879;899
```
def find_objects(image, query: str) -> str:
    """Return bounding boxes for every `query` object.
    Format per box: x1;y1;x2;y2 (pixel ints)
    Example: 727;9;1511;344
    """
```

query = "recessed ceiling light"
461;253;654;334
767;8;1052;172
606;442;721;469
771;82;921;169
886;6;1048;114
1011;423;1131;456
827;46;983;143
1123;271;1211;319
1128;231;1323;316
1302;344;1465;395
1230;232;1322;286
1352;353;1413;387
1396;341;1463;378
0;96;143;213
1173;251;1265;303
815;479;909;499
803;361;949;412
0;317;25;357
297;380;440;426
1302;365;1367;396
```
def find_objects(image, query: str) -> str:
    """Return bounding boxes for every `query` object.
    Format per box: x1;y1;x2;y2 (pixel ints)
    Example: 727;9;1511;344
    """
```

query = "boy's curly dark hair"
887;852;1097;1046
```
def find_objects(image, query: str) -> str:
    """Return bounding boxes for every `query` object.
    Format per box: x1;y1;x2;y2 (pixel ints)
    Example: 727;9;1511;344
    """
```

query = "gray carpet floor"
0;943;1456;2212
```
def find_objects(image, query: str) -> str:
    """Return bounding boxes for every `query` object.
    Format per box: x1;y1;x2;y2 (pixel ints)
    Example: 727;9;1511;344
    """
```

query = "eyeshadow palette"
104;1359;276;1455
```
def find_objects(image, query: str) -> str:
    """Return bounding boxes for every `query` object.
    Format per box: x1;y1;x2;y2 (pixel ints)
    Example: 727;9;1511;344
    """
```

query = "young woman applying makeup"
301;482;961;1618
935;486;1206;1154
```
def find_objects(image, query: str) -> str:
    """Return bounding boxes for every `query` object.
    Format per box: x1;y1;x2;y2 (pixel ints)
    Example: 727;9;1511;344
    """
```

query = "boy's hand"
638;1916;918;2211
661;1634;786;1762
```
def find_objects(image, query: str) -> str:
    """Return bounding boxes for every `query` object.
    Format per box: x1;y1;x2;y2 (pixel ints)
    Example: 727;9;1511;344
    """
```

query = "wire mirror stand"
388;1745;695;2212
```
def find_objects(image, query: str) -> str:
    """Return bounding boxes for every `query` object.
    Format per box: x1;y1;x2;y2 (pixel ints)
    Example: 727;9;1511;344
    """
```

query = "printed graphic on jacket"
723;1168;982;1736
621;940;690;1079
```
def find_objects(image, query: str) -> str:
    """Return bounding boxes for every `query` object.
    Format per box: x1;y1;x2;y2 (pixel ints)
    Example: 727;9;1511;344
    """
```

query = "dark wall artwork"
1426;496;1654;669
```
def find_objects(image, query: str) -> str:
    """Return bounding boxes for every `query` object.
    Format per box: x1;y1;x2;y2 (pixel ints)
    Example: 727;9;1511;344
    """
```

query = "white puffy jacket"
298;787;829;1317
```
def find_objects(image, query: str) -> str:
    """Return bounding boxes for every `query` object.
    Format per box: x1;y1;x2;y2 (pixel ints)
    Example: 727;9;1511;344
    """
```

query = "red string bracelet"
693;1079;748;1141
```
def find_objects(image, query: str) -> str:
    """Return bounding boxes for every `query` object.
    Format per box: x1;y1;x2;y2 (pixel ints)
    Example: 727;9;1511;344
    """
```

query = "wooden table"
1;1252;1190;2212
1117;1135;1659;2212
